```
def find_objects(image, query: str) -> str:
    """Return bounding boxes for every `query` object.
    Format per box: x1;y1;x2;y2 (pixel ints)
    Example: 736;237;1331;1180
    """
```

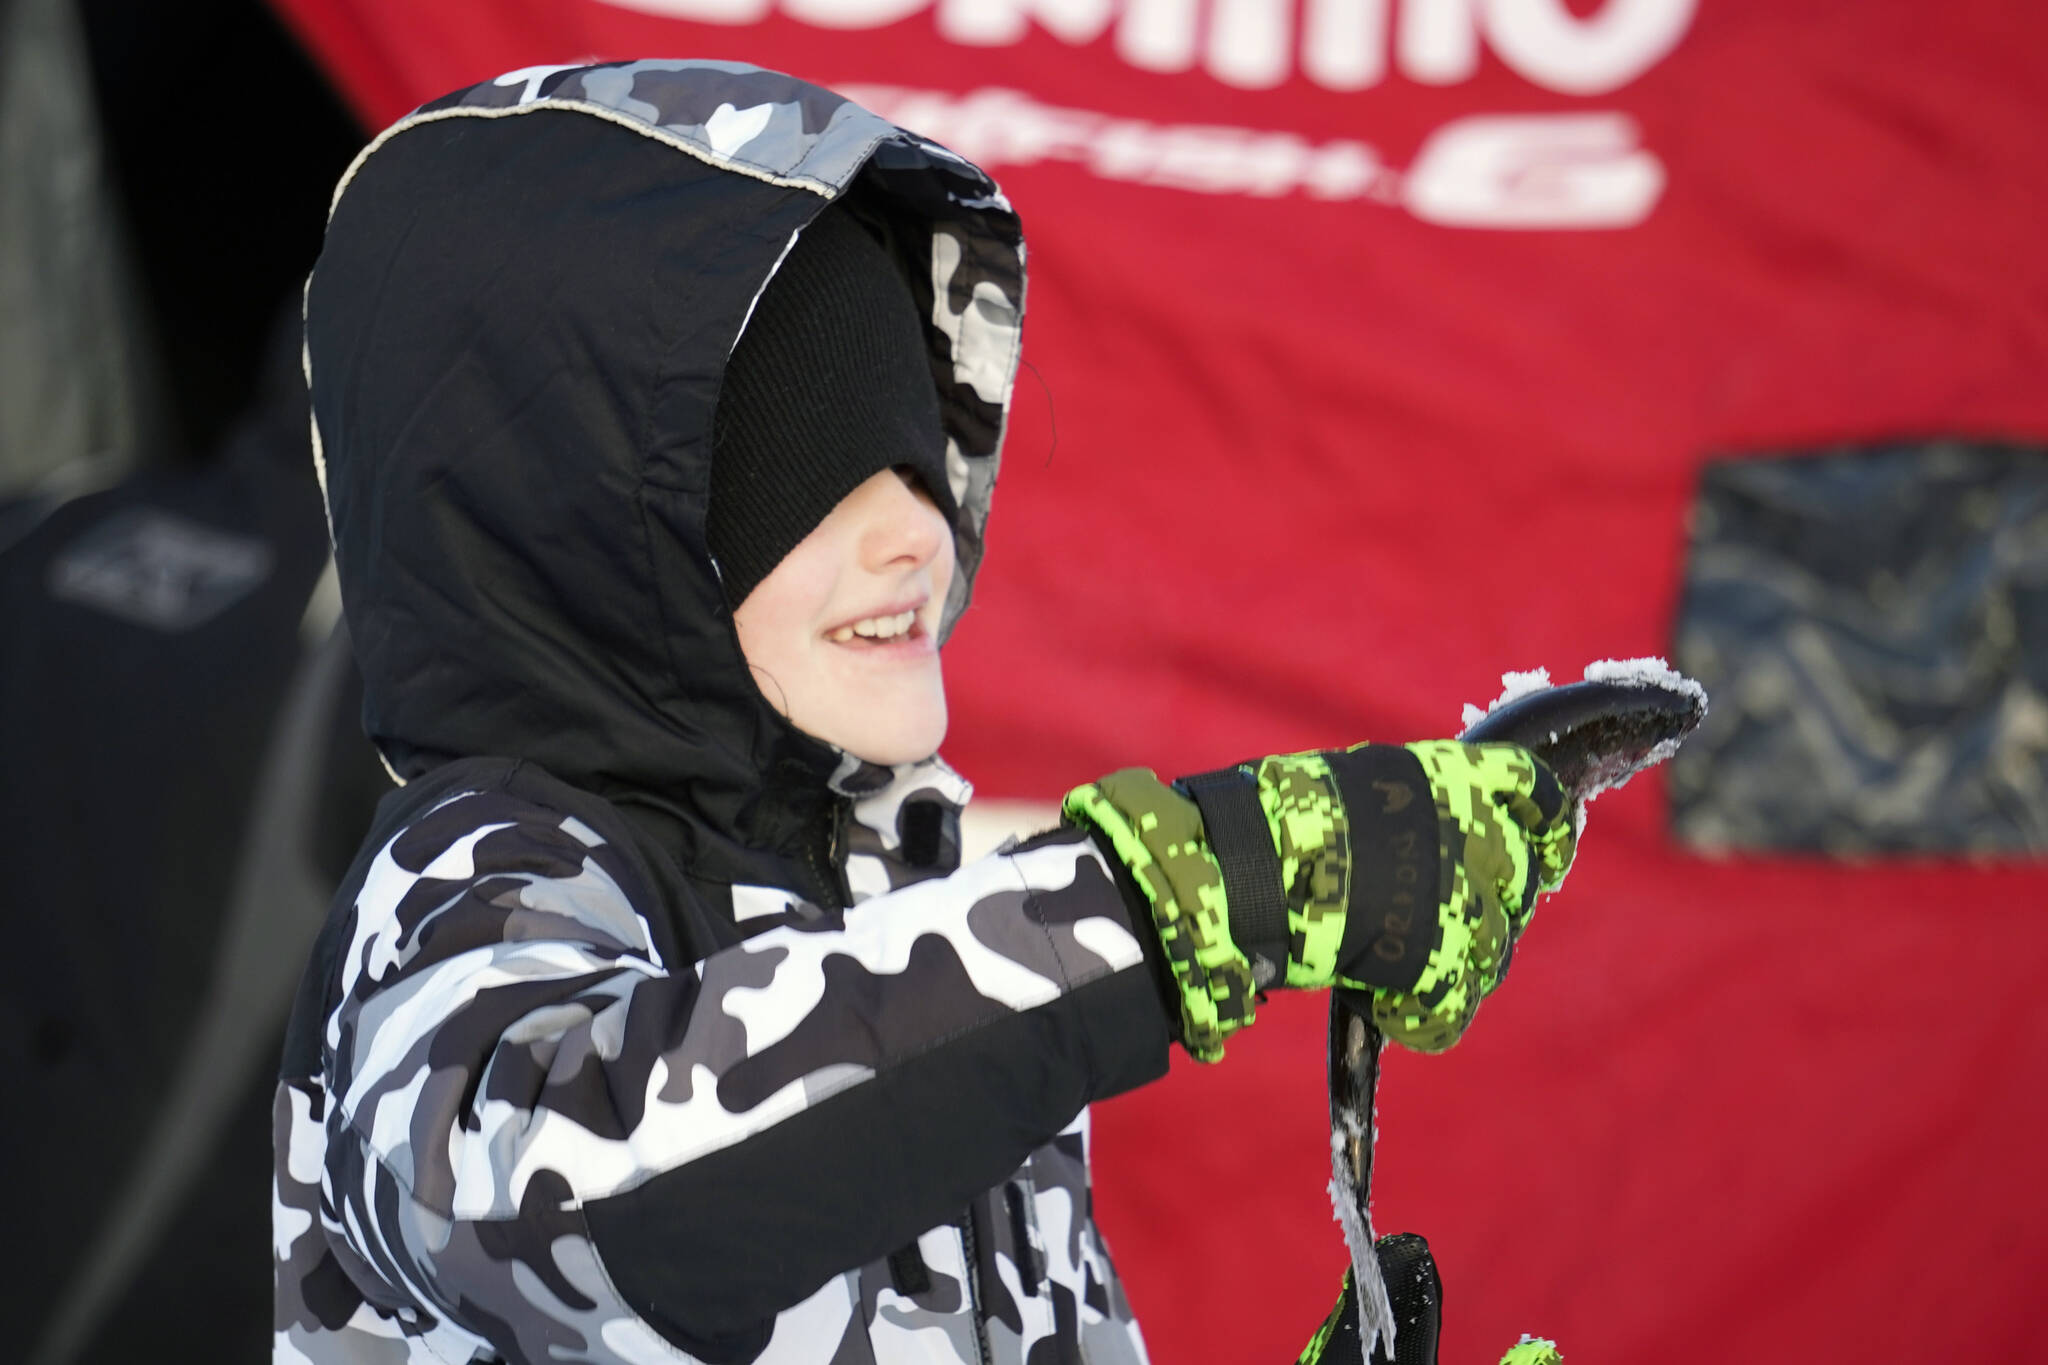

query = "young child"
275;61;1574;1365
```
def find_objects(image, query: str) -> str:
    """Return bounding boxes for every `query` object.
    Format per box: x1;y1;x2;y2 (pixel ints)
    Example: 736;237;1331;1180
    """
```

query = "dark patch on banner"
1671;440;2048;855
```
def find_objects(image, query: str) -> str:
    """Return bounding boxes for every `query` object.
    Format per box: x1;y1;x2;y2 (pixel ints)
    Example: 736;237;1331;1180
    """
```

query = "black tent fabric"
1;312;387;1363
3;4;373;1355
69;0;362;466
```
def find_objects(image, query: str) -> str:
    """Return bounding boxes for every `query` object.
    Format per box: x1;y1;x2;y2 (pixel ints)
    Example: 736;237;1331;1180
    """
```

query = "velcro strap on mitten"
1177;765;1289;988
1061;772;1255;1062
1323;746;1443;993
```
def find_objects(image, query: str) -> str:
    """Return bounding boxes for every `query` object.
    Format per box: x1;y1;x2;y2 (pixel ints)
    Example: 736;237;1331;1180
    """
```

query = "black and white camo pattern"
275;755;1154;1363
831;751;970;902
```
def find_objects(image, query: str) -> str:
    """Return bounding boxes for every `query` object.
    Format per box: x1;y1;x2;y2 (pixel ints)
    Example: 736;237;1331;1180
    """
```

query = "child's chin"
835;708;948;768
849;731;946;768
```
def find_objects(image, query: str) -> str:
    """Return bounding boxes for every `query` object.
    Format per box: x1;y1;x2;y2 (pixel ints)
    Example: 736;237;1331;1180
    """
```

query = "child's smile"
733;469;954;765
824;601;930;650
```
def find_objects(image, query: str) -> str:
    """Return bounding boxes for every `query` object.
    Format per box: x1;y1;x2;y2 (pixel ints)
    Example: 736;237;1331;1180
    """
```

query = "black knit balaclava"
708;203;956;609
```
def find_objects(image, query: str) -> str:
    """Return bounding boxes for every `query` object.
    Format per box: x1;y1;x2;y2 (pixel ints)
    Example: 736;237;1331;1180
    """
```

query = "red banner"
268;2;2048;1358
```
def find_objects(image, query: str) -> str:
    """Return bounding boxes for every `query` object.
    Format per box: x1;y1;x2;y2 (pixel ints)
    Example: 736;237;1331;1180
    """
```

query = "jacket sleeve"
317;782;1171;1357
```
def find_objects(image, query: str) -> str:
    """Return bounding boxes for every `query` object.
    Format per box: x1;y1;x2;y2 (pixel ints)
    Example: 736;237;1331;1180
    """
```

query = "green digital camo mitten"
1063;741;1574;1061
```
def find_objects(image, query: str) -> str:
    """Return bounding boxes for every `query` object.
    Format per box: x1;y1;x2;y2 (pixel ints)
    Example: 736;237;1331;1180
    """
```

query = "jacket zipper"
957;1210;992;1365
804;798;851;912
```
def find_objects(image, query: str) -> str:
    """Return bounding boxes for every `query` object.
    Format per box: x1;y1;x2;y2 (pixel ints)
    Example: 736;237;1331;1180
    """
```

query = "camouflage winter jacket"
276;63;1174;1363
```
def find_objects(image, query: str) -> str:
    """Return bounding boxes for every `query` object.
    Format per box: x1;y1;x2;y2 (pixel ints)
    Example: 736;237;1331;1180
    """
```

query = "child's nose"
863;470;949;570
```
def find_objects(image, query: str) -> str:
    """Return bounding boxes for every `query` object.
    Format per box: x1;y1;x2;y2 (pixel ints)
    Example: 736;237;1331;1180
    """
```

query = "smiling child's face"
732;468;955;767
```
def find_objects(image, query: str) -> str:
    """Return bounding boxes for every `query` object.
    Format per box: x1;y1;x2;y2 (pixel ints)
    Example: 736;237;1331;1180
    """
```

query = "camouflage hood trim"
318;58;1022;630
306;61;1023;872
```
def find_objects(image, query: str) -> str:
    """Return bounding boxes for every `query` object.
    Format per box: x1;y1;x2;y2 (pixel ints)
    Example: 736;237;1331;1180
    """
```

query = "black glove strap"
1178;764;1289;987
1324;746;1442;993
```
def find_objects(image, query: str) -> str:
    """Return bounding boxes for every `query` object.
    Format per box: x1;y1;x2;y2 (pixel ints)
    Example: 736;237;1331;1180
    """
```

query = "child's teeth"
845;610;917;641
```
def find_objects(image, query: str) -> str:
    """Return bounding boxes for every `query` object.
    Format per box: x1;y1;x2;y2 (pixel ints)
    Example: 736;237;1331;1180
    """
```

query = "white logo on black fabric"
47;508;273;631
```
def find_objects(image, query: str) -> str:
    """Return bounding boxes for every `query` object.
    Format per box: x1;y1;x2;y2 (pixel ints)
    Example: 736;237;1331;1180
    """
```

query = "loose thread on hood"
1021;359;1058;468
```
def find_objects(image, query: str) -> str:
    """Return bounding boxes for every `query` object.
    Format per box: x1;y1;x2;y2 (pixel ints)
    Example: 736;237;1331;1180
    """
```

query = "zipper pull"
887;1240;932;1297
957;1210;992;1365
1003;1182;1044;1294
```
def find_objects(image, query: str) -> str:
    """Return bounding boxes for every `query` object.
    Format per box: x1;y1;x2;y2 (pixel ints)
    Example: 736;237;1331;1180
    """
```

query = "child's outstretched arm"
277;738;1574;1358
276;774;1170;1360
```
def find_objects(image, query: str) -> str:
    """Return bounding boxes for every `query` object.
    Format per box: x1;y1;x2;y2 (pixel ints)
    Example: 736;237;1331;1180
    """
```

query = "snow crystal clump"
1460;667;1553;730
1461;658;1709;734
1575;658;1709;785
1581;655;1709;709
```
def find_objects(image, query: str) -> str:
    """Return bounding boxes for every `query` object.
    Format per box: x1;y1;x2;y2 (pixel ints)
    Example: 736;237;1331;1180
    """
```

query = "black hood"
306;61;1023;874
